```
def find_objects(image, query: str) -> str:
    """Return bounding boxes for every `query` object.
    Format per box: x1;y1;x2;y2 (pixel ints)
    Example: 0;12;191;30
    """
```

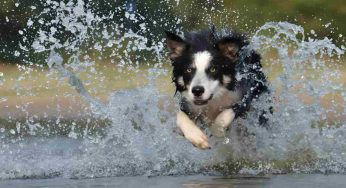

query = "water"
1;175;346;188
0;0;346;186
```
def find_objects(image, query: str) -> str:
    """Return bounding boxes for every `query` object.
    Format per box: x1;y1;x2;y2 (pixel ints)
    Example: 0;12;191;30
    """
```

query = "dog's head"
166;29;247;105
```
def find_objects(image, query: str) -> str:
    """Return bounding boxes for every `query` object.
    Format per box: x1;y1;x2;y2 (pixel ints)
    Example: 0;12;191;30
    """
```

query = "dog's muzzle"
193;94;213;105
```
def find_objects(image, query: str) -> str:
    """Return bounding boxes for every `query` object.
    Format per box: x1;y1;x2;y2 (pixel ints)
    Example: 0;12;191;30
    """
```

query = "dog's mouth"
193;95;213;105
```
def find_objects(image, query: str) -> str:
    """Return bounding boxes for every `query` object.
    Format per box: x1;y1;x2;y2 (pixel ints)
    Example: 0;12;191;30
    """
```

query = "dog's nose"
192;86;205;97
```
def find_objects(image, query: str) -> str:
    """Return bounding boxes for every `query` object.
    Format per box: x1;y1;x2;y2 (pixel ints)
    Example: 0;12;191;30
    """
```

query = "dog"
165;26;269;150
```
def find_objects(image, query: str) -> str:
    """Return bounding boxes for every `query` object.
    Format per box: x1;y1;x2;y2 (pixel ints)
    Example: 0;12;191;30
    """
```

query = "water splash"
243;22;346;173
0;0;345;180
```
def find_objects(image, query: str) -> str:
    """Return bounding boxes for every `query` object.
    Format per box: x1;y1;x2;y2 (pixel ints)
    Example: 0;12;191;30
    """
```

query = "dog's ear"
216;38;240;62
165;31;187;61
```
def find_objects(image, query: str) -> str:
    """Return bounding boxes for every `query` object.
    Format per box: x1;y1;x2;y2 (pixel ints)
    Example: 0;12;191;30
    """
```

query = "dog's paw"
176;111;210;150
183;126;210;150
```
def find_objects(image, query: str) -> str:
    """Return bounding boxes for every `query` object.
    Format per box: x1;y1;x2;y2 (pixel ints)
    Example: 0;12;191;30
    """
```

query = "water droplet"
10;129;16;135
324;23;331;28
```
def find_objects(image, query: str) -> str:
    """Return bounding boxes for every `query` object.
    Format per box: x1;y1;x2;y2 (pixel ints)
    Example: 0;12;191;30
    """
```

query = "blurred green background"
0;0;345;64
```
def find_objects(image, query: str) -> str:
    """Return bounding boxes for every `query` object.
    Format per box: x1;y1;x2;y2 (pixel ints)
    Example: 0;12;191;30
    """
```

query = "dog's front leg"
176;110;210;150
210;109;235;137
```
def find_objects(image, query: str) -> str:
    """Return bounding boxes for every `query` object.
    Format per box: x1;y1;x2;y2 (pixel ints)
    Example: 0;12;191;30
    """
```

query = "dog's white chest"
191;90;241;122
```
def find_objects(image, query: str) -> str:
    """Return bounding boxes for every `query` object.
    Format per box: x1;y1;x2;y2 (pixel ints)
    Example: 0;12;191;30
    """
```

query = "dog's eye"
210;67;216;73
186;68;192;73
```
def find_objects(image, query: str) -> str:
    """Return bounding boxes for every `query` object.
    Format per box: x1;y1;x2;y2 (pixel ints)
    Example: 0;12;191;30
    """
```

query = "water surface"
1;174;346;188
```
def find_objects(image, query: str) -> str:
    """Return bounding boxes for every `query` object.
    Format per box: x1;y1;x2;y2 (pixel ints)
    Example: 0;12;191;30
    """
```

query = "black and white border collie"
165;27;269;150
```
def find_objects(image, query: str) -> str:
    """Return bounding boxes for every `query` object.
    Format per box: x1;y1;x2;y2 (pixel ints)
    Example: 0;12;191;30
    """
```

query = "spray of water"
0;0;345;179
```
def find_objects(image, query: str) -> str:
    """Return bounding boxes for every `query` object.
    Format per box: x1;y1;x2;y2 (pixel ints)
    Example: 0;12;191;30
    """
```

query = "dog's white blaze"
194;51;211;72
189;51;219;101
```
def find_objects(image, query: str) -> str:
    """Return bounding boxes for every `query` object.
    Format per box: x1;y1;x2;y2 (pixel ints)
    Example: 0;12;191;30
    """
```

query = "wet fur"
166;28;269;149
